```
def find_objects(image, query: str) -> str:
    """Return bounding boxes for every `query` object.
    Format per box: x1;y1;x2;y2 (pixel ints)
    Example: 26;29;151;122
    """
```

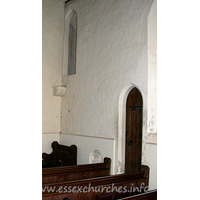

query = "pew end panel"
42;141;77;168
140;165;150;187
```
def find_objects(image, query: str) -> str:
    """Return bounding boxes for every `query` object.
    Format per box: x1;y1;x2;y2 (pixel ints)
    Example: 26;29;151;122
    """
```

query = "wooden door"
125;87;143;173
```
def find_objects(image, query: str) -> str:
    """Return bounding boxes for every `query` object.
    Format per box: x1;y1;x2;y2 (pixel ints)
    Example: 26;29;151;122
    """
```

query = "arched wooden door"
125;87;143;173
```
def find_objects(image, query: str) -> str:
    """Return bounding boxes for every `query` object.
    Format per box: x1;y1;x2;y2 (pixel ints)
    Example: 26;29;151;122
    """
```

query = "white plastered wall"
144;0;157;190
42;0;64;152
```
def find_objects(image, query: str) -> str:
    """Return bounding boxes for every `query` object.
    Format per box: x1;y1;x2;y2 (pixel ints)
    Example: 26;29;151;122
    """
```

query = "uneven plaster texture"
62;0;154;140
42;0;64;133
143;0;157;190
147;0;157;137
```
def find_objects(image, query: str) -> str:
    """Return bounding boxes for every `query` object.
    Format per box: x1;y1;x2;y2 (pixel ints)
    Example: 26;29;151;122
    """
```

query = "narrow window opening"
68;12;77;75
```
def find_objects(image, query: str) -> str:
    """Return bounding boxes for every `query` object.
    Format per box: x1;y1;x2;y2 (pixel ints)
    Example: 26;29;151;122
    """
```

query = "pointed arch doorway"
125;87;143;173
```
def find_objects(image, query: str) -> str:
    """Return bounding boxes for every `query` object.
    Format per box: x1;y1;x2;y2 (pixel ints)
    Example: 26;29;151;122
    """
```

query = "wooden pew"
42;141;77;168
117;189;157;200
43;157;111;184
42;165;149;200
62;190;157;200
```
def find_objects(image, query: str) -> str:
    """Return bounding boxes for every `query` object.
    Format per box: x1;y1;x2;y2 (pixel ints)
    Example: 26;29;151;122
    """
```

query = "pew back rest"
42;167;150;200
42;157;111;184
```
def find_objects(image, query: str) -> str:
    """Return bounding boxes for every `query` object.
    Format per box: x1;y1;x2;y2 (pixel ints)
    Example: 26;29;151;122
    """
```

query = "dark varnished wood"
42;141;77;168
42;157;111;184
118;189;157;200
42;165;149;200
96;193;113;200
125;88;143;173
